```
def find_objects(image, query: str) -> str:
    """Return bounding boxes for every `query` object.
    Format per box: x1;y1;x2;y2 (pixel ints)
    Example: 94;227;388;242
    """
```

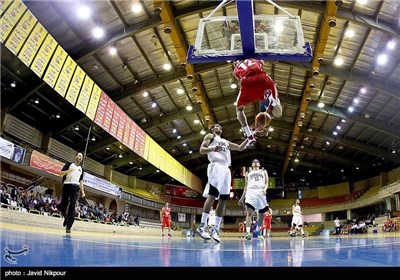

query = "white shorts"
291;215;303;227
245;188;268;211
203;162;231;198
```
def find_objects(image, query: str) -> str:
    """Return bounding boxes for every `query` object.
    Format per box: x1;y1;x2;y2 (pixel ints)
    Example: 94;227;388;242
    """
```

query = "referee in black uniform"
59;152;85;233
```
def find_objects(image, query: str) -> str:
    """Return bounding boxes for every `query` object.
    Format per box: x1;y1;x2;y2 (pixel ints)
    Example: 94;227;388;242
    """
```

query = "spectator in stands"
49;200;60;215
10;185;18;200
383;215;394;232
196;124;249;243
10;196;19;210
160;202;172;237
238;158;269;241
289;199;306;238
59;152;85;234
134;215;140;226
334;217;341;235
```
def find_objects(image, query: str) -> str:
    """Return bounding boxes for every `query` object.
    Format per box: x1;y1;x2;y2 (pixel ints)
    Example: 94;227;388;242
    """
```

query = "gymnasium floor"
1;223;399;275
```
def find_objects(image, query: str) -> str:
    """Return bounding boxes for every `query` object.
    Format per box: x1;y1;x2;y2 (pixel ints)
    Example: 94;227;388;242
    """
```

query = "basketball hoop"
187;0;312;63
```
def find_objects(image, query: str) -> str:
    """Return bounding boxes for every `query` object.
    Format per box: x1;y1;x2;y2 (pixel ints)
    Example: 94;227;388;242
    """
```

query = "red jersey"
261;212;272;230
234;58;277;108
234;58;266;80
161;206;171;228
161;206;171;220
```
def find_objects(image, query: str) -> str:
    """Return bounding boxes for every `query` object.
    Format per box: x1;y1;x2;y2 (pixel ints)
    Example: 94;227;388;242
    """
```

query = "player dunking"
234;58;283;146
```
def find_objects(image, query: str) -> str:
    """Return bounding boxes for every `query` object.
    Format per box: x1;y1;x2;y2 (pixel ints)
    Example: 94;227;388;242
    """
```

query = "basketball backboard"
187;15;312;63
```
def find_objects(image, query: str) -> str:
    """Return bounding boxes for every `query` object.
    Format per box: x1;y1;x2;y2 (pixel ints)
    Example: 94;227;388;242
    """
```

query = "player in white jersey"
238;159;269;240
290;199;306;238
196;124;249;242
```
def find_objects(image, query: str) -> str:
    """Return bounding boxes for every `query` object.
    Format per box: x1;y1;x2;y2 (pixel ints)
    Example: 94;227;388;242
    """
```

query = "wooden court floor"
1;222;399;276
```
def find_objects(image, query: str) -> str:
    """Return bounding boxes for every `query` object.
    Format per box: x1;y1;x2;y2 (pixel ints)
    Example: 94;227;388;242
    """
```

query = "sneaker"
162;233;165;237
66;228;71;234
63;219;67;227
209;227;220;243
302;234;306;238
168;233;172;237
196;225;211;240
245;232;252;241
254;230;264;240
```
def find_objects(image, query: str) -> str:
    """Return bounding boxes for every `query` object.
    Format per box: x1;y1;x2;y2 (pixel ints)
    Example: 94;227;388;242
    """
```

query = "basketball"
255;112;272;128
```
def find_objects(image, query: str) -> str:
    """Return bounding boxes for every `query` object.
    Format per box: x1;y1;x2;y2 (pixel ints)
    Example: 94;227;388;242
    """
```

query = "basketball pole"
82;125;92;170
80;125;92;204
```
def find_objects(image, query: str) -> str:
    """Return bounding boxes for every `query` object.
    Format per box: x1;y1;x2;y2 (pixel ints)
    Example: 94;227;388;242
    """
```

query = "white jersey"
244;169;268;211
246;169;267;191
292;205;302;217
207;135;231;166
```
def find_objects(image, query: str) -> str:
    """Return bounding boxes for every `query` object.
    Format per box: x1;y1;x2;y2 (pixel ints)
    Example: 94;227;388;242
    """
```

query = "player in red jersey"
160;202;172;237
233;58;282;146
261;207;273;238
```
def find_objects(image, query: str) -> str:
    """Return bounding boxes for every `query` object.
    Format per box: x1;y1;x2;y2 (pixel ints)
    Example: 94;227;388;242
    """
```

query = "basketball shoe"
245;232;252;241
196;224;211;240
209;226;220;243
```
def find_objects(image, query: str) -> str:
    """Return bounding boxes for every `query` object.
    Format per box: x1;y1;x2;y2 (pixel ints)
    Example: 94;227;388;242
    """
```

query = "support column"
347;209;352;220
386;197;392;212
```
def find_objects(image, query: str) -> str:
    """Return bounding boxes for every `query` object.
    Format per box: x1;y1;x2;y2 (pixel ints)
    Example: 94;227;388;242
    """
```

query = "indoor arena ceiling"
1;0;400;188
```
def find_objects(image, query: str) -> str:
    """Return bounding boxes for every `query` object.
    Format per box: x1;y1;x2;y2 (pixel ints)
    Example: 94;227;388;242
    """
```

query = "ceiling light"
55;113;60;119
333;57;344;66
345;29;355;38
377;54;388;65
132;2;142;13
34;98;39;104
163;63;172;70
186;104;193;111
151;101;157;108
118;154;123;158
77;5;91;20
387;40;396;50
109;47;117;55
143;91;149;97
74;125;79;131
10;81;16;88
91;136;96;141
317;102;324;108
92;27;104;39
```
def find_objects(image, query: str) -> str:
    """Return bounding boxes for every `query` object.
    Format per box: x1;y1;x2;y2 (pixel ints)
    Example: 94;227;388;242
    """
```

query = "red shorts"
162;218;171;228
236;74;277;107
